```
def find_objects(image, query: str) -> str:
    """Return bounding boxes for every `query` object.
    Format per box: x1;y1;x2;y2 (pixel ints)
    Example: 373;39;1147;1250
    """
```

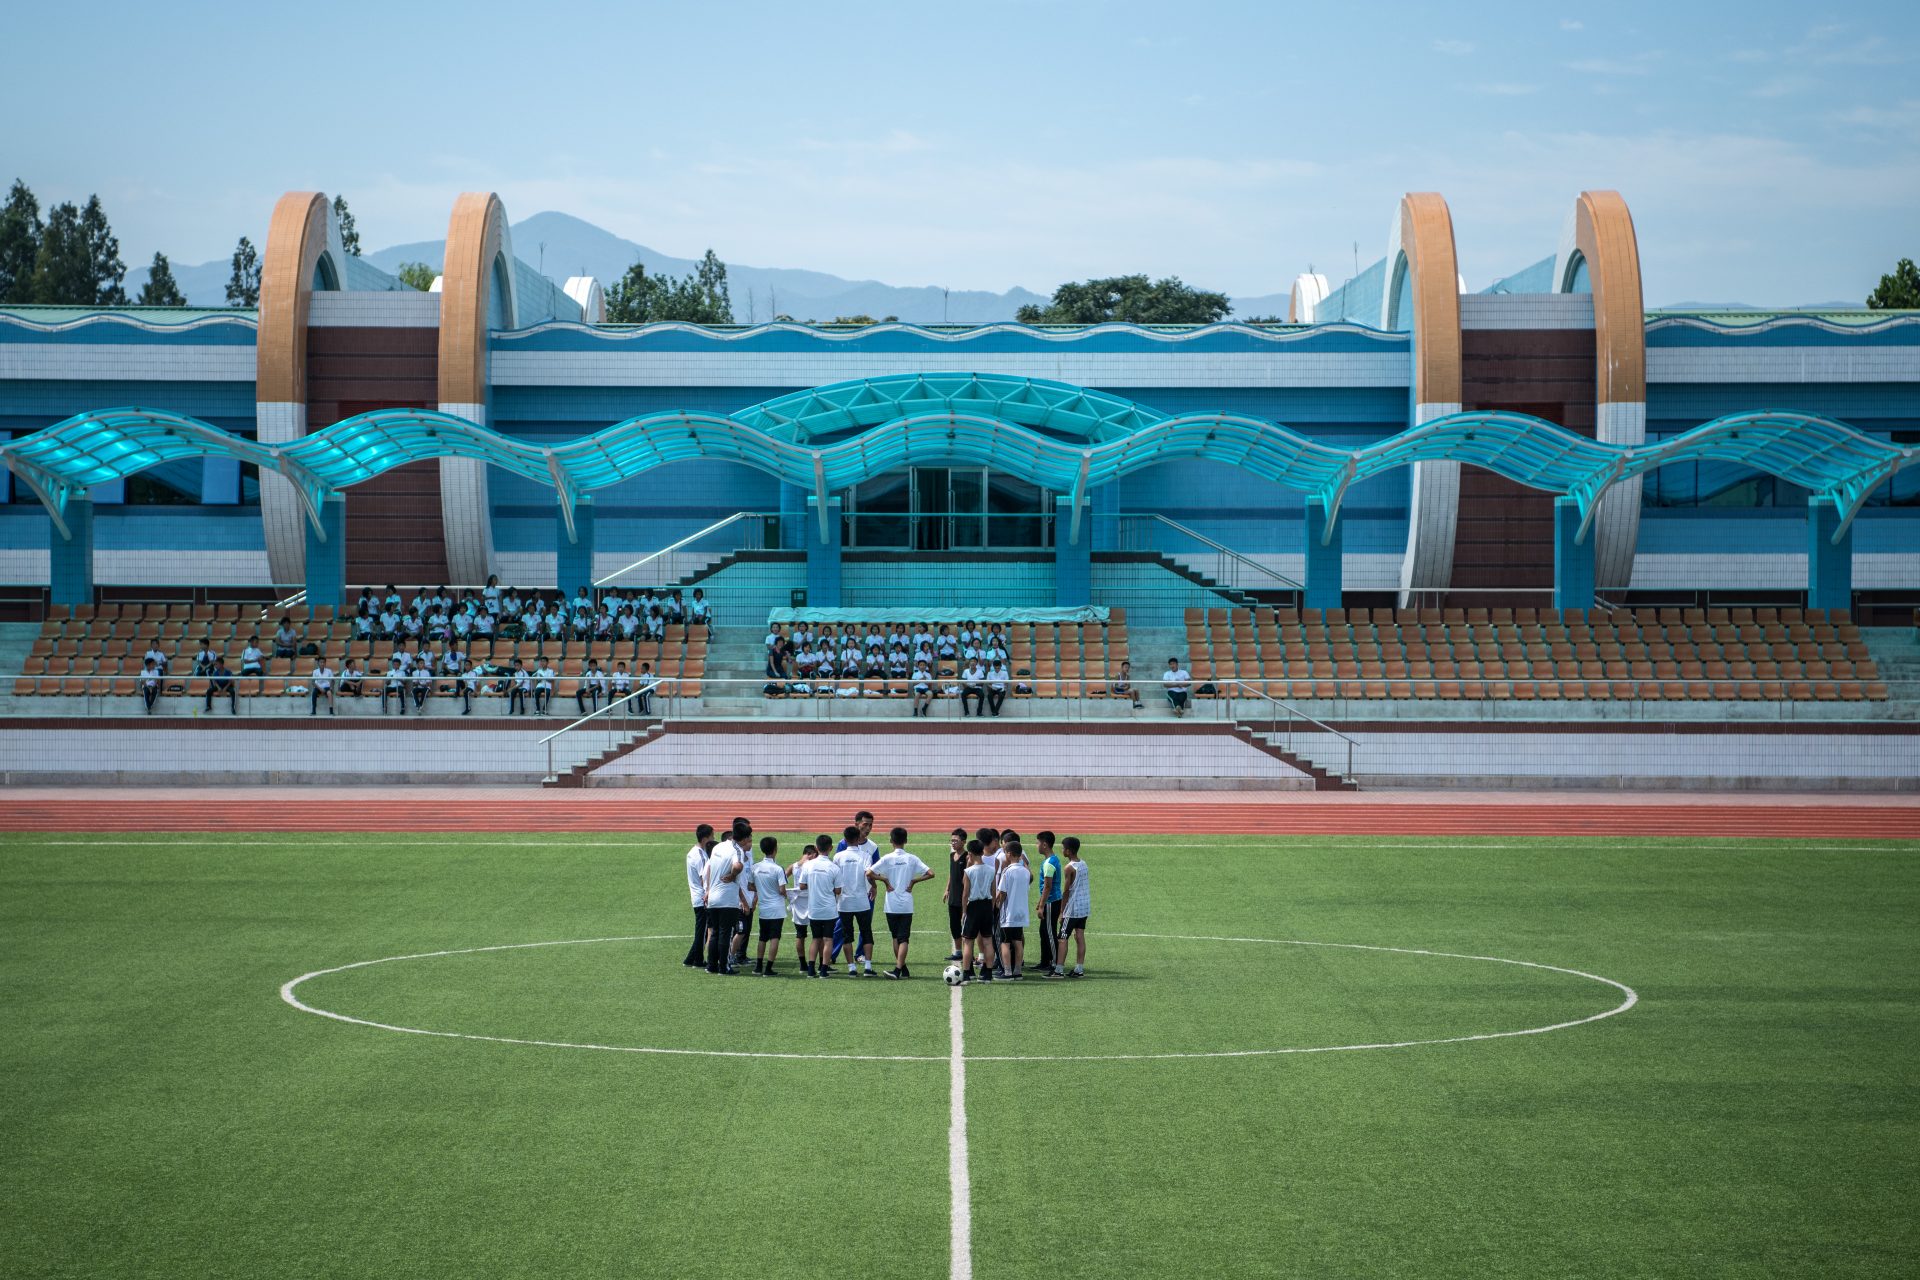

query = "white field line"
278;936;943;1062
948;982;972;1280
23;838;1919;853
965;934;1638;1062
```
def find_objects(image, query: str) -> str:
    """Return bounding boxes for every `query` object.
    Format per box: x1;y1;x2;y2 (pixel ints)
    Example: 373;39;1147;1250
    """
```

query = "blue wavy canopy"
1;372;1912;545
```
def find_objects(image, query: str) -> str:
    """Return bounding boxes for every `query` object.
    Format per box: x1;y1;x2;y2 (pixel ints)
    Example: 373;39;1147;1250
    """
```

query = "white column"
1397;401;1462;606
256;401;307;587
437;401;496;585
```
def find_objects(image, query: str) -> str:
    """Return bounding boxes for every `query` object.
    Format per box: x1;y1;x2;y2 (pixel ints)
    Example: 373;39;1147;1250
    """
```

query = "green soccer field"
3;831;1917;1279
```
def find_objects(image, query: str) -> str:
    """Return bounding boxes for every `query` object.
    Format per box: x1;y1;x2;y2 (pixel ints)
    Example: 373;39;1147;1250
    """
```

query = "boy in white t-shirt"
1163;658;1192;717
748;836;790;976
867;826;934;979
994;841;1034;980
796;835;843;978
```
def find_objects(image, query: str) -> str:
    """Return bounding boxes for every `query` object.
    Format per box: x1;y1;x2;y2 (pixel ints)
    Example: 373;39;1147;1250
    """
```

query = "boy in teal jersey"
1034;831;1065;976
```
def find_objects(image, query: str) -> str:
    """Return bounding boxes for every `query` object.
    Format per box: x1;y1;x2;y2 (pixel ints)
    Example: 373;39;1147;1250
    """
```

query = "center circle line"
278;933;1636;1063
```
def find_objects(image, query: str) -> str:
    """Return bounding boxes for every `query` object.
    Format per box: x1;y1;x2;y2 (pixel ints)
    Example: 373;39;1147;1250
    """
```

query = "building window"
845;467;1052;548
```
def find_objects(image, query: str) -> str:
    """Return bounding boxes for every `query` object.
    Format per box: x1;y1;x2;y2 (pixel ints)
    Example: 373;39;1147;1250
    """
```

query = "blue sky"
4;0;1916;305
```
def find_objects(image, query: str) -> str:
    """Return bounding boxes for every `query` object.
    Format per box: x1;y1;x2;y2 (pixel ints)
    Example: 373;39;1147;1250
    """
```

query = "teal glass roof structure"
3;373;1913;546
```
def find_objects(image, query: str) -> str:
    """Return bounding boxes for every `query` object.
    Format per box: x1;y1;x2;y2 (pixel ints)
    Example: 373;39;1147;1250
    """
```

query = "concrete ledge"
582;774;1303;791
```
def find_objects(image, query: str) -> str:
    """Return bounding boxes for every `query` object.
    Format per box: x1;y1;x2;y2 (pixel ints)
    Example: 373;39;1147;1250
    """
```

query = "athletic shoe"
862;967;876;977
944;951;962;961
1046;969;1066;980
884;968;901;980
901;967;911;979
1069;968;1084;979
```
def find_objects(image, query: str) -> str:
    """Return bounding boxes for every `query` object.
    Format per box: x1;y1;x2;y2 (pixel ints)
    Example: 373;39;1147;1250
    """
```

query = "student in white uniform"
309;659;335;716
1162;658;1191;717
533;660;556;715
703;819;751;974
749;836;790;976
958;842;998;982
832;826;878;977
682;823;715;968
994;840;1033;980
796;834;844;978
867;826;934;979
785;843;816;970
1056;836;1091;978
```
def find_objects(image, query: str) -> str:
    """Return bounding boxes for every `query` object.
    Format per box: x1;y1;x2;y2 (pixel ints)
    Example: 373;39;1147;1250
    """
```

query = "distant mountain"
122;209;1304;320
367;211;1056;325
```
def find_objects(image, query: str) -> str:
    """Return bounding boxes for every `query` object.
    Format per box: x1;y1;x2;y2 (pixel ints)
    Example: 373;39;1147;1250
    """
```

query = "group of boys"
681;810;1090;980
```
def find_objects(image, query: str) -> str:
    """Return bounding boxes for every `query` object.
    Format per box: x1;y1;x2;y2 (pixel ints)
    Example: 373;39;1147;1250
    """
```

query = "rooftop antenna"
943;287;949;323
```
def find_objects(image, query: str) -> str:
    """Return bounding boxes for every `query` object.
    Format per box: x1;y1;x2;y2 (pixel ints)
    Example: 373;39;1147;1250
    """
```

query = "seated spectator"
888;646;910;682
960;658;987;717
309;657;335;717
273;617;299;662
451;609;473;645
766;640;790;680
400;610;425;644
483;574;501;609
411;660;433;710
592;607;614;642
142;640;170;677
534;658;556;715
139;659;161;714
338;659;364;698
689;588;712;631
645;607;666;640
516;603;540;642
544;602;567;642
508;660;532;715
570;585;593;617
192;638;219;676
912;663;934;717
935;626;958;665
204;656;237;715
474;609;496;649
664;590;686;624
617;606;640;643
635;662;658;715
426;605;450;643
459;661;480;716
571;600;594;641
986;660;1010;716
1111;659;1143;709
379;664;407;715
611;661;632;705
354;611;376;649
578;659;608;714
354;587;376;619
1163;658;1191;718
382;584;403;612
240;635;266;680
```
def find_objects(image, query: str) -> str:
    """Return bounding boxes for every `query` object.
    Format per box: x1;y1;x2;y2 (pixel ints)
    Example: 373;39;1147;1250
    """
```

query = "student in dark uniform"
941;826;968;961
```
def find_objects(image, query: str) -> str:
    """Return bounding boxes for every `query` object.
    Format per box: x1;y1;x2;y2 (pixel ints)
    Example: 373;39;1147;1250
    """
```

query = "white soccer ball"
943;964;966;986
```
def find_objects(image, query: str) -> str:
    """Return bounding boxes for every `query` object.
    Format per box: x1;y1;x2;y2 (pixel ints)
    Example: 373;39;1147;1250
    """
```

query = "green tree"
1015;274;1232;325
1867;258;1920;309
395;261;437;291
136;251;186;306
225;235;260;307
29;202;90;303
332;195;360;256
605;251;735;323
78;195;126;304
0;178;42;303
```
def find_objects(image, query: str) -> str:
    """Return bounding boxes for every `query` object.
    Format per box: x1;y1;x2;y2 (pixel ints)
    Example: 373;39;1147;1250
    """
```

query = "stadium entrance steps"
551;721;1322;792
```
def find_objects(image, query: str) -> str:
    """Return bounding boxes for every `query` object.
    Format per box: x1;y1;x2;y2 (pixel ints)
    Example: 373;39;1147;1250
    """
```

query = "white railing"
1211;679;1357;781
1117;513;1304;593
594;511;784;588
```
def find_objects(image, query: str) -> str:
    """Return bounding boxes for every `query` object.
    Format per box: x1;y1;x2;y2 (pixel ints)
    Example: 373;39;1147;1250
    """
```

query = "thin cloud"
1751;75;1815;99
1433;38;1475;56
1559;19;1583;31
1566;53;1662;76
1467;82;1542;96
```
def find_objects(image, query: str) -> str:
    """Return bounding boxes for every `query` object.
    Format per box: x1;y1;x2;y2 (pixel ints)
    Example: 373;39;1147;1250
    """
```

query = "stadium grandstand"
1;187;1916;790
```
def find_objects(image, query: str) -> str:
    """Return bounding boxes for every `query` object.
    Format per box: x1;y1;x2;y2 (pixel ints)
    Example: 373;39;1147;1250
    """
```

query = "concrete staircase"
544;722;665;788
1236;725;1360;791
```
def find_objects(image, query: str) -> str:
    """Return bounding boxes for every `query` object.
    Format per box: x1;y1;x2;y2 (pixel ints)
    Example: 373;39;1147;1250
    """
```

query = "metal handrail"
594;511;781;588
1216;678;1358;780
1118;513;1304;592
538;681;672;778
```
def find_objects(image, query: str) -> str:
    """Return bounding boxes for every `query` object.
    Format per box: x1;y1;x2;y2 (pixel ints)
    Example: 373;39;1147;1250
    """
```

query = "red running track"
2;788;1917;838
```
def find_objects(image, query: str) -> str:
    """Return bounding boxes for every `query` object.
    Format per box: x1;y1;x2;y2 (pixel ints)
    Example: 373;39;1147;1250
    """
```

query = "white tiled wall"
598;730;1309;784
0;344;254;381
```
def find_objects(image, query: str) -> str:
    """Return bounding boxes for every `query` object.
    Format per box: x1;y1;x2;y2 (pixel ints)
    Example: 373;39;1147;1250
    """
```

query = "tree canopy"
605;249;734;323
395;261;437;292
332;195;360;256
225;236;260;307
1867;258;1920;310
0;179;43;303
136;252;186;307
1015;274;1232;325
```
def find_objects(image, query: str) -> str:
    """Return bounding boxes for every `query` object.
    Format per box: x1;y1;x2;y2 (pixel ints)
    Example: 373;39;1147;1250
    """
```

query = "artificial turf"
1;832;1915;1278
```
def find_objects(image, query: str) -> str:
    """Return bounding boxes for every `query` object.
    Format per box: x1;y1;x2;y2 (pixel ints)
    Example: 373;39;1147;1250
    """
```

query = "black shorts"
1063;915;1089;934
843;907;874;946
886;912;913;942
809;918;837;940
758;917;784;941
1000;926;1025;945
962;901;995;939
